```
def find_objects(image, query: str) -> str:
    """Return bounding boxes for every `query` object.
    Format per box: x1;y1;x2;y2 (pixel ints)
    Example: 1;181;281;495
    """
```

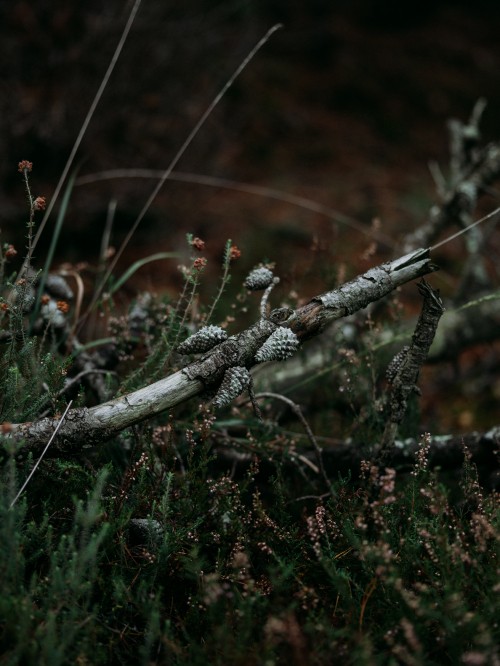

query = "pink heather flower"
18;160;33;173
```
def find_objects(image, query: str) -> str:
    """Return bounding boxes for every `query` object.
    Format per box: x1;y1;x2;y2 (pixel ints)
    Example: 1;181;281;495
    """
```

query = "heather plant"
0;414;498;664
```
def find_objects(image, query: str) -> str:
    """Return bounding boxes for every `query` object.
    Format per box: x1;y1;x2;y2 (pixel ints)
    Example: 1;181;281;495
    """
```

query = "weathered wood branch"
217;427;500;478
322;427;500;479
402;107;500;255
4;248;437;456
378;279;445;456
252;290;500;397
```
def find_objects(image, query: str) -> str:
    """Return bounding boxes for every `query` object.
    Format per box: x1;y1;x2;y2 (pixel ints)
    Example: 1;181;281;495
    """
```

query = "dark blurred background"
1;0;500;295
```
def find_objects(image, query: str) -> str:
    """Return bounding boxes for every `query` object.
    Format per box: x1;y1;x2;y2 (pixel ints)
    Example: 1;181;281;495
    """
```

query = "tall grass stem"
19;0;143;279
78;24;283;330
9;400;73;508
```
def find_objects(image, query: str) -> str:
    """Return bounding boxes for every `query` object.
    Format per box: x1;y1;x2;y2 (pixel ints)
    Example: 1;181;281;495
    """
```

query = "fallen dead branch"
320;427;500;480
4;248;436;455
214;427;499;479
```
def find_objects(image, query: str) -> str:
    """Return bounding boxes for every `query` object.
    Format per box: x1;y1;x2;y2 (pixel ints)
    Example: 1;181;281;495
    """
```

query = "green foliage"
0;338;69;424
0;428;498;665
0;466;110;665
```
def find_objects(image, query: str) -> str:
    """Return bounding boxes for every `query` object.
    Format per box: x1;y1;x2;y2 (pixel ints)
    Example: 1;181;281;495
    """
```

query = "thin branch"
403;139;500;254
430;206;500;250
212;428;499;477
254;391;333;498
260;277;280;318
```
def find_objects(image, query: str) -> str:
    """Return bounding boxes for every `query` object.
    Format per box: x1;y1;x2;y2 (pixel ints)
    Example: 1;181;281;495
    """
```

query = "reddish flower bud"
229;245;241;260
5;244;17;259
33;196;46;211
18;160;33;173
191;237;205;251
193;257;207;271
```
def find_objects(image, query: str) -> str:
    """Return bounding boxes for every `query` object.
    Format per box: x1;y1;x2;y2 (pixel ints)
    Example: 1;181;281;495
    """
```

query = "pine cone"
386;345;410;383
244;267;274;291
177;325;228;354
213;366;251;408
255;327;299;363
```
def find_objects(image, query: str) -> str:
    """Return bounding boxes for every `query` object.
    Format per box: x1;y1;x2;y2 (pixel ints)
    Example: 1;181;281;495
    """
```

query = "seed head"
244;267;274;291
255;327;299;363
177;325;228;354
386;345;410;384
213;366;251;408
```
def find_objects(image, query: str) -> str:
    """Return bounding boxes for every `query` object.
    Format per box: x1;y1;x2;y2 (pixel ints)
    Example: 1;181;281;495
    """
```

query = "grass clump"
0;419;498;665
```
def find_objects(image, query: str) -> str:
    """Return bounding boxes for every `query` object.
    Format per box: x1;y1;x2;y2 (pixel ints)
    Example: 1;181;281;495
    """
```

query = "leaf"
108;252;178;295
